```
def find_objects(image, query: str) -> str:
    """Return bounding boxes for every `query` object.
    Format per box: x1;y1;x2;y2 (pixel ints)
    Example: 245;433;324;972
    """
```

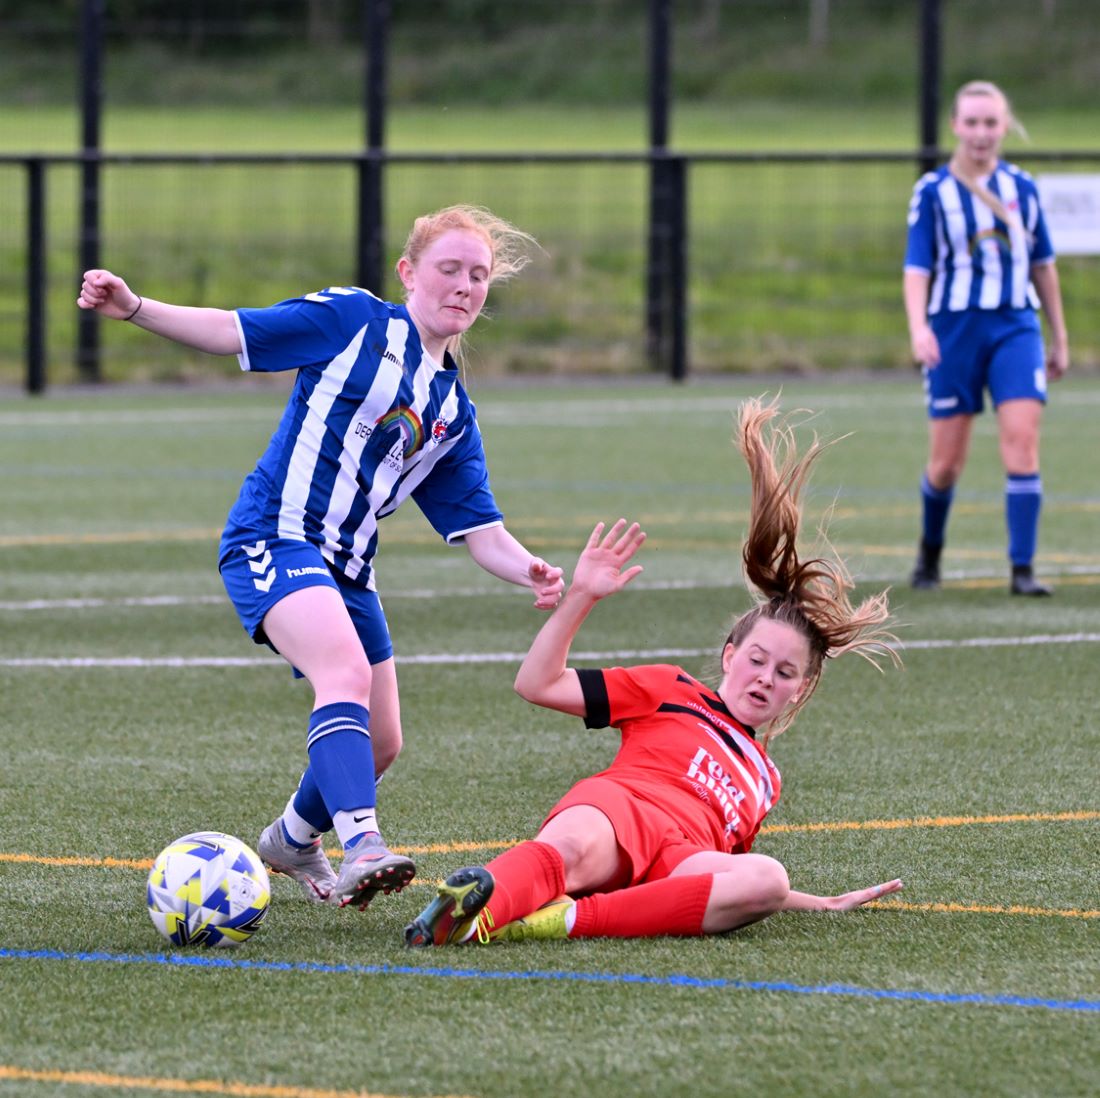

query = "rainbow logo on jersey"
375;406;424;458
970;227;1012;257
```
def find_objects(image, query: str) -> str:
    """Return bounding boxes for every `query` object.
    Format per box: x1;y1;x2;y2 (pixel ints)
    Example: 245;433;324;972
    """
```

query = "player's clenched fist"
77;269;140;321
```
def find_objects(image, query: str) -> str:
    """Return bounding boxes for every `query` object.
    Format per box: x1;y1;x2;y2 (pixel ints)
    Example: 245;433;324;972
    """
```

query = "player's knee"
927;459;962;488
550;830;593;866
741;854;789;912
313;658;373;706
547;830;610;884
1001;437;1039;473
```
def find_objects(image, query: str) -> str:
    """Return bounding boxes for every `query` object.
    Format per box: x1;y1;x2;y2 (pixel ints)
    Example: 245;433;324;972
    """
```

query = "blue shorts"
219;537;393;665
924;308;1047;418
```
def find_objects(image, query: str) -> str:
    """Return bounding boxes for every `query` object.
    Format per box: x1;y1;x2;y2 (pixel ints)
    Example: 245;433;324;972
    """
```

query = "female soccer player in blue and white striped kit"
77;206;564;913
904;81;1069;595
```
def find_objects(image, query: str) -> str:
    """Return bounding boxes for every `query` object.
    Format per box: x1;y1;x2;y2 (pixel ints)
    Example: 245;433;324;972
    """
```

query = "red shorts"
541;775;712;887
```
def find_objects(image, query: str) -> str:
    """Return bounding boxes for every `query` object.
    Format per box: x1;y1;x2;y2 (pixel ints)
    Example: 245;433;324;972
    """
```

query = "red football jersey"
577;664;781;854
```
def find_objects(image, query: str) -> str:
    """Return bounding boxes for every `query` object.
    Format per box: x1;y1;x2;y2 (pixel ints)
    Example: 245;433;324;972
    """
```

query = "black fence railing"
7;148;1099;393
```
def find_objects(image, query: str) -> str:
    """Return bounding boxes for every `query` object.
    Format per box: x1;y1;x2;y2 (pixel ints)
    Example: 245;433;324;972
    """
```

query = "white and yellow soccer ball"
147;831;270;948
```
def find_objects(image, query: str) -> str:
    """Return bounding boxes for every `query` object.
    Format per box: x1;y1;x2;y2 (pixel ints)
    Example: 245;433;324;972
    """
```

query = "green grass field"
2;376;1098;1098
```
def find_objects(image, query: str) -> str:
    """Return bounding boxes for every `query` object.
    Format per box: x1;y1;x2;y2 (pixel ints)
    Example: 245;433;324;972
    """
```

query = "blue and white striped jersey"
904;161;1055;315
219;286;503;589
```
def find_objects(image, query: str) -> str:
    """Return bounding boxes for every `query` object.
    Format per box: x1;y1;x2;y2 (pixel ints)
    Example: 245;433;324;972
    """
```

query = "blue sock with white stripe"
920;472;954;548
305;702;378;847
1005;473;1042;567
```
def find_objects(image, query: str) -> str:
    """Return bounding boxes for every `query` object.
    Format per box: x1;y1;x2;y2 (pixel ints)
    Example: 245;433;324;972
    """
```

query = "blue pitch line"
2;947;1096;1015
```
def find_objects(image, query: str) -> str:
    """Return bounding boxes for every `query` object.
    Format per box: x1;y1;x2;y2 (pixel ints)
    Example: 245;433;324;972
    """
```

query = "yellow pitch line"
0;853;154;870
0;528;222;548
0;841;526;872
3;813;1093;873
6;524;1099;569
947;574;1100;590
0;1065;471;1098
855;543;1100;565
868;899;1100;919
762;810;1100;834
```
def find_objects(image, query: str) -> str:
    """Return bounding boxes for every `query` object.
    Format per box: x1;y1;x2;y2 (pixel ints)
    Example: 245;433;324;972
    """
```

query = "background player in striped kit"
405;398;903;947
77;205;564;913
904;80;1069;596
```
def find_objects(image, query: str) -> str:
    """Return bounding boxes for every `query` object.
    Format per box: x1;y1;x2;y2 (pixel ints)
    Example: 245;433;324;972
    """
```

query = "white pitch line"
901;632;1100;650
0;580;720;612
0;407;280;429
4;566;1100;613
0;595;228;611
8;387;1098;432
3;634;1099;669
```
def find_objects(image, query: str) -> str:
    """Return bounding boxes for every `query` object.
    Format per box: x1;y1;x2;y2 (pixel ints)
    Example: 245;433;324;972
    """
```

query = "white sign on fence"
1037;173;1100;256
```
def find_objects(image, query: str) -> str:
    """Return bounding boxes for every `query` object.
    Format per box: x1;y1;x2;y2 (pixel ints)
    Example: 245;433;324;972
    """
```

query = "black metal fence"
7;148;1099;392
6;0;954;390
5;0;1099;390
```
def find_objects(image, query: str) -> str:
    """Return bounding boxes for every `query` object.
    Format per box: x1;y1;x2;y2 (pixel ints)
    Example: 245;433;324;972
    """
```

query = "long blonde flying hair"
724;397;900;741
398;204;539;363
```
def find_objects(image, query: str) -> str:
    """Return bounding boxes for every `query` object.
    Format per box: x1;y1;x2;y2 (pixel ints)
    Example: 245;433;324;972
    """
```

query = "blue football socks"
305;702;379;846
1005;473;1042;567
920;471;955;548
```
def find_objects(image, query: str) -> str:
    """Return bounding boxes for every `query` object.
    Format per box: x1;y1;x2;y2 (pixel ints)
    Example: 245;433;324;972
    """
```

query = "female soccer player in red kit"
406;397;903;946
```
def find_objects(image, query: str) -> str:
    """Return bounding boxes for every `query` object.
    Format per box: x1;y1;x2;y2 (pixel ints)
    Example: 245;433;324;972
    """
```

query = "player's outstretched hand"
77;269;140;320
528;558;565;610
570;520;646;602
826;878;904;912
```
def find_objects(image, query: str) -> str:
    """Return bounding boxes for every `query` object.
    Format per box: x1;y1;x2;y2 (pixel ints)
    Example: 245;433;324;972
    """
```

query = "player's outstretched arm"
514;520;645;716
77;269;242;355
782;878;904;913
463;525;565;609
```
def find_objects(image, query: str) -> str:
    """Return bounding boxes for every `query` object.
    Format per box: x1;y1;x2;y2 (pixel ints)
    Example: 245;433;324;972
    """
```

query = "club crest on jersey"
431;417;450;443
375;406;424;458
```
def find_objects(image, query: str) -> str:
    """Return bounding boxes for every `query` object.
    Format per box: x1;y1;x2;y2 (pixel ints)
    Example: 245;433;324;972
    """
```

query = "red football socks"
482;840;567;927
482;844;713;939
570;874;712;938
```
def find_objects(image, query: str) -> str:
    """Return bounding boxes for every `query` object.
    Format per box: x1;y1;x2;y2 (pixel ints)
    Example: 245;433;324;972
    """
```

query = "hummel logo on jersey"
372;343;402;368
243;541;276;593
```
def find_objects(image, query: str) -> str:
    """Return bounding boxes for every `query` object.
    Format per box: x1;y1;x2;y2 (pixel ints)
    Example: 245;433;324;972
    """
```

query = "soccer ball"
147;831;270;948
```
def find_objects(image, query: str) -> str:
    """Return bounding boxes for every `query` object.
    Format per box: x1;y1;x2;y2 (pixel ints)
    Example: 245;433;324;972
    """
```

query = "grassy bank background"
2;0;1098;384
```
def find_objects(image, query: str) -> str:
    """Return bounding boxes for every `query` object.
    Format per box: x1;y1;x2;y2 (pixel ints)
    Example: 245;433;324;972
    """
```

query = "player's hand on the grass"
528;558;565;609
910;323;940;368
827;878;904;911
77;269;140;320
570;520;646;602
